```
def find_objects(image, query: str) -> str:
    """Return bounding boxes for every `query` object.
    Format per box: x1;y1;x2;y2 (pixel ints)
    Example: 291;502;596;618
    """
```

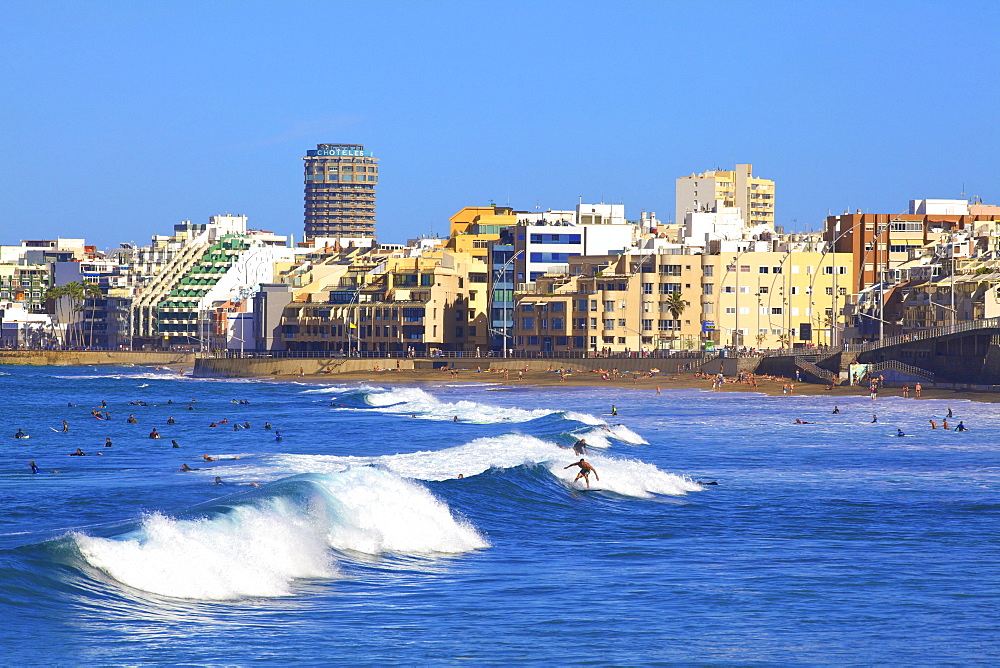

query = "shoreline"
253;367;1000;404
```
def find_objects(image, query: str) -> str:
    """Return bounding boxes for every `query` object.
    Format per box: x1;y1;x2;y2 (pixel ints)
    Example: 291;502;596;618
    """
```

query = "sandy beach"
263;366;1000;404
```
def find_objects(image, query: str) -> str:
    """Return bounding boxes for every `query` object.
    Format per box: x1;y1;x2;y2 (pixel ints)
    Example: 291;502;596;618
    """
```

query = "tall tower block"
303;143;378;241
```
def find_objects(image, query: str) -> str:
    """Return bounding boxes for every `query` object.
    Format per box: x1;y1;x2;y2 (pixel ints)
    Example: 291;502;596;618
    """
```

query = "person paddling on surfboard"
565;459;599;489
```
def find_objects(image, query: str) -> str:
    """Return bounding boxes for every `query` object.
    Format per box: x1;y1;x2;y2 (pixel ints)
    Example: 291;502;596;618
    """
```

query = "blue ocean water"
0;364;997;664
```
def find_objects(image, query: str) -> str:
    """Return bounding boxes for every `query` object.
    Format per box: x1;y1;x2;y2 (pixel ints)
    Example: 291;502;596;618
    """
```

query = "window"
456;327;464;338
759;286;768;294
660;283;681;294
658;319;679;331
703;284;714;295
725;307;736;314
724;286;735;293
660;264;682;276
590;318;597;329
741;265;750;272
540;319;548;330
420;274;433;286
604;301;615;312
839;288;847;296
522;317;534;329
773;266;782;274
791;287;798;295
618;319;626;327
759;266;769;274
703;266;714;277
590;300;597;311
552;317;564;329
772;307;783;315
528;336;539;346
642;319;653;331
603;319;615;330
825;287;834;295
551;302;564;312
642;283;653;294
522;304;535;312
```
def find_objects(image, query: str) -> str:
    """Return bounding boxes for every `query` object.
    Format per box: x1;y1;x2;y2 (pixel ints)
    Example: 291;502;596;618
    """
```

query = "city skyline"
1;1;998;250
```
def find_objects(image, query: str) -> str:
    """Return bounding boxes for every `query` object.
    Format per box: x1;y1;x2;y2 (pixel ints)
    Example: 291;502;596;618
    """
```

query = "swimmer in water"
956;421;969;431
62;420;69;432
264;422;271;430
203;454;215;462
70;448;85;456
453;416;459;422
795;419;812;424
179;463;197;471
171;439;180;448
105;438;113;447
214;476;223;484
564;459;599;489
29;461;41;474
275;430;283;441
929;420;937;429
127;414;137;423
167;416;175;425
149;428;160;439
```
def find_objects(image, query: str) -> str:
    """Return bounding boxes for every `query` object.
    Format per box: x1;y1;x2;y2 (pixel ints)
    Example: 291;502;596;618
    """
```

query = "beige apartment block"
512;251;704;354
281;251;491;354
676;164;774;228
701;249;854;349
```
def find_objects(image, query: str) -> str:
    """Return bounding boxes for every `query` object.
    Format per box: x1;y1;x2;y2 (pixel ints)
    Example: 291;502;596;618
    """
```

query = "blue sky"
2;0;998;249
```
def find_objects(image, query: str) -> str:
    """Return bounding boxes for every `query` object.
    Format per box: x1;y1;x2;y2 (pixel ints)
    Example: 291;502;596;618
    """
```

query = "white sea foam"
73;500;336;600
548;455;701;498
572;424;648;449
217;433;696;499
71;468;485;600
298;385;364;395
362;386;556;423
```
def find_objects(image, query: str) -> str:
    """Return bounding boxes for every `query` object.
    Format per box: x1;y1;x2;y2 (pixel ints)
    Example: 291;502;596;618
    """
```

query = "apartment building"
511;249;704;353
278;250;490;354
676;164;775;228
701;245;854;349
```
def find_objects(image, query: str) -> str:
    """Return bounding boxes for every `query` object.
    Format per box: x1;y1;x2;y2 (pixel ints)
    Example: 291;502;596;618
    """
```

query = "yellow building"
278;249;491;353
676;164;774;228
512;251;705;353
701;248;854;349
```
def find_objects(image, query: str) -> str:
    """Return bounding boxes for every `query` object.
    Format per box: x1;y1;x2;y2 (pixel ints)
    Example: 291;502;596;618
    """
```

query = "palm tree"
46;281;103;348
664;292;686;349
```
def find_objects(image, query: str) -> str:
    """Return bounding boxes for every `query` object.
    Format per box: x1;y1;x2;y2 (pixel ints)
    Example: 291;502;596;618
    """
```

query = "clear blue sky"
2;0;998;250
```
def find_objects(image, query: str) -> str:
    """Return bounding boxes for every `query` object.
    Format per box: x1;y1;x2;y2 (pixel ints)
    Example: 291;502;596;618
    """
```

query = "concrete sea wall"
0;350;195;367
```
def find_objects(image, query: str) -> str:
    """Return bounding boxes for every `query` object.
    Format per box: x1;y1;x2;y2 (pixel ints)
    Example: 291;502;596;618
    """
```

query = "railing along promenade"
197;349;718;361
842;317;1000;353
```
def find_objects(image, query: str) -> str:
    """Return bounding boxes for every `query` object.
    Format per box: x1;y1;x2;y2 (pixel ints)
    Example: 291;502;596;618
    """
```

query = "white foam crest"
299;384;366;395
72;499;337;600
364;386;554;423
318;467;488;554
251;434;564;483
548;453;701;498
564;410;605;425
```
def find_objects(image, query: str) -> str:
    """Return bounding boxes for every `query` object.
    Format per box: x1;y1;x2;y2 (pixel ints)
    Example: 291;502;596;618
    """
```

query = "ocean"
0;364;997;664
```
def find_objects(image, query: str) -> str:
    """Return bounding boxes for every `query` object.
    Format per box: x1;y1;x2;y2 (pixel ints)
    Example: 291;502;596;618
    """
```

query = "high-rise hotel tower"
303;143;378;241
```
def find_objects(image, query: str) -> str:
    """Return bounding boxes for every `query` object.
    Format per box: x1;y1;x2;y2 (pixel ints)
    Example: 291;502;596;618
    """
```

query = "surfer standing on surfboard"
565;459;599;488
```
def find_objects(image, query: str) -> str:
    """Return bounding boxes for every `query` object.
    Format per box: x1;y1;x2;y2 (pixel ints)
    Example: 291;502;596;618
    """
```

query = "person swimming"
171;439;180;448
956;421;969;431
70;448;85;456
243;421;250;429
795;418;812;424
178;463;197;471
203;454;215;462
105;438;113;447
127;414;137;423
264;422;272;430
275;430;283;441
167;416;175;425
29;460;41;474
